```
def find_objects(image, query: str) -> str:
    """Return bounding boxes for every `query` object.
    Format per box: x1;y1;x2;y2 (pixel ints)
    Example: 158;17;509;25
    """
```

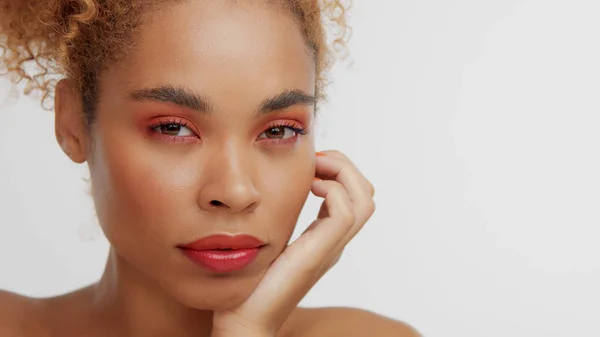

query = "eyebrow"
127;85;316;115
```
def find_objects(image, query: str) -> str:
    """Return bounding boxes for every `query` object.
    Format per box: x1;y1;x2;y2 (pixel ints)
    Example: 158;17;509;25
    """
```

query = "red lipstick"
178;234;265;273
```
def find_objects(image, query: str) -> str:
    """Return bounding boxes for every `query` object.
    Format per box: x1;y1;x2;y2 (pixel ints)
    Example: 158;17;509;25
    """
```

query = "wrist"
211;325;276;337
212;311;277;337
211;330;274;337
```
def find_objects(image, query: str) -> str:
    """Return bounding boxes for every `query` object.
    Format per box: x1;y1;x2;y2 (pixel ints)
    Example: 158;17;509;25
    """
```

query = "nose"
197;144;260;214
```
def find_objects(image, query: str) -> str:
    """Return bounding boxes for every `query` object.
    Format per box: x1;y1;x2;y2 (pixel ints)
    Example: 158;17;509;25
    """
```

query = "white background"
2;0;600;336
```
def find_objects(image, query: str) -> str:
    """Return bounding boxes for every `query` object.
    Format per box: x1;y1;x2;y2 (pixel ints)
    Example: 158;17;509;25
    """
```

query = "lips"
178;234;265;273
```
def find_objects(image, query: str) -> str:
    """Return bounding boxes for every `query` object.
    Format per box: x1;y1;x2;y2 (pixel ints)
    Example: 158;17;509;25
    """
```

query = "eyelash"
259;121;309;146
148;118;189;131
146;118;309;145
147;117;196;143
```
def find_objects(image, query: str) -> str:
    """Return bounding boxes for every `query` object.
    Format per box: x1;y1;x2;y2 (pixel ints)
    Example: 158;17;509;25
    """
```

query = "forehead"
100;0;316;112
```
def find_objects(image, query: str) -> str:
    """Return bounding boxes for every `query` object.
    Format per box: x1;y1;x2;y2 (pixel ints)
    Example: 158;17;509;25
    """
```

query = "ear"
54;79;90;164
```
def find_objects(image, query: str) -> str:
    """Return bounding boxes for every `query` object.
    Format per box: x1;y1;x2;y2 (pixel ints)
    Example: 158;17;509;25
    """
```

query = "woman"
0;0;419;336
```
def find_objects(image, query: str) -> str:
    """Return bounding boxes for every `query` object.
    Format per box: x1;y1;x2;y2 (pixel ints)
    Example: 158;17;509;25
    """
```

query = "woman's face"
87;0;316;310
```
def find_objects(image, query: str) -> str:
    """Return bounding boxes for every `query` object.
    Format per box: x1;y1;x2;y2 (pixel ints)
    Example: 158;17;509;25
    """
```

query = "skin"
0;1;420;337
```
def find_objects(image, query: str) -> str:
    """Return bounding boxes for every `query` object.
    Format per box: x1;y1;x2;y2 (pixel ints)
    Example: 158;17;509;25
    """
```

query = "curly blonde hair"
0;0;351;122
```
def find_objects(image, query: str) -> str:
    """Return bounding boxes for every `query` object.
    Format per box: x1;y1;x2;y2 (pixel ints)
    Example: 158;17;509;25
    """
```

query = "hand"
211;150;376;337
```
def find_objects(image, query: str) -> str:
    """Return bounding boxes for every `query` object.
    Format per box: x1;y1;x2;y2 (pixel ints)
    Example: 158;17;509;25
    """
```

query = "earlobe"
59;139;71;158
54;79;89;164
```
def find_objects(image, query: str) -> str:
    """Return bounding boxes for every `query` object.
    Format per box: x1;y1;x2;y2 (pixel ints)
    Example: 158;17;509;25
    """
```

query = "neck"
92;247;214;337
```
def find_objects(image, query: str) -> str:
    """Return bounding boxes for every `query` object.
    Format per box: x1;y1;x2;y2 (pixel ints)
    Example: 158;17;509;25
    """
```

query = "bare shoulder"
0;290;48;337
286;307;421;337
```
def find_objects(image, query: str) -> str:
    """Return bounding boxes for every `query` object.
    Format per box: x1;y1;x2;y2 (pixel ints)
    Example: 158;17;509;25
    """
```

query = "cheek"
88;132;199;249
259;156;315;241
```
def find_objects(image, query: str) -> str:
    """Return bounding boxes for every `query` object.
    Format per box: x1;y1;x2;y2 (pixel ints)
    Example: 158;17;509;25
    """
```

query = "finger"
234;179;354;328
317;150;375;197
315;154;375;228
283;179;356;284
317;199;328;219
285;179;355;270
300;203;327;237
315;152;376;254
316;151;375;198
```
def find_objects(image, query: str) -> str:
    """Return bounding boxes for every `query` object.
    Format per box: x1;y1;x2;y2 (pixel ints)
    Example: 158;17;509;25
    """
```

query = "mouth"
178;234;266;273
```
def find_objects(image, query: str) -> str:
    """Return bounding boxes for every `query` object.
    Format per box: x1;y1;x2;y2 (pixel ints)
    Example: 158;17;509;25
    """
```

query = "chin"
162;272;263;311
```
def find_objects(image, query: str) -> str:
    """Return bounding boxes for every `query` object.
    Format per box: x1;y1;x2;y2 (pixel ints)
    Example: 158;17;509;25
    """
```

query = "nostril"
210;200;223;207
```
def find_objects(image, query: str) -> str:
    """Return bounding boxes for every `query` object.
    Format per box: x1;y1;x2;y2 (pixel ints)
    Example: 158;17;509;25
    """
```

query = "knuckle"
328;179;346;194
364;200;376;216
327;149;344;157
368;182;375;196
325;150;352;163
324;181;355;224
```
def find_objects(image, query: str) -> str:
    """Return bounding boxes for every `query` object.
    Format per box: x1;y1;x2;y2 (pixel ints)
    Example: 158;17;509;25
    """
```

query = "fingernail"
316;152;326;157
314;177;321;181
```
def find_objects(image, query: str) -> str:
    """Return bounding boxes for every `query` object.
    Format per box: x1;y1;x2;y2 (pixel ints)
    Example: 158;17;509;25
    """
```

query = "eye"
258;126;298;139
146;117;199;144
258;122;308;141
152;123;194;137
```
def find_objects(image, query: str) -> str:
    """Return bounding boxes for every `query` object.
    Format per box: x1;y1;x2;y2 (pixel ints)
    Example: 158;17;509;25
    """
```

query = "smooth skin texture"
0;1;420;336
